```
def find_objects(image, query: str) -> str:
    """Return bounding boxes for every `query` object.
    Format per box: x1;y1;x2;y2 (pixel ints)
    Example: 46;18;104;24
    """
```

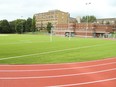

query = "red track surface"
0;58;116;87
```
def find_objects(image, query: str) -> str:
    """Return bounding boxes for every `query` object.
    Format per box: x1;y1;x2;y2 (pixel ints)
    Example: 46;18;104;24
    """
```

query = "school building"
35;10;116;38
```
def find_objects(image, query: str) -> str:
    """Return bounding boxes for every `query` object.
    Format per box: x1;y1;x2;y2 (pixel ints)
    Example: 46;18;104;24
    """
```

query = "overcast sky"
0;0;116;21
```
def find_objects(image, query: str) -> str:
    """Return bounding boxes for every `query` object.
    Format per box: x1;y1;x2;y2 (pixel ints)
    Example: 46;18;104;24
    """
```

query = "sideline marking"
0;68;115;79
0;43;115;61
0;62;115;72
47;78;116;87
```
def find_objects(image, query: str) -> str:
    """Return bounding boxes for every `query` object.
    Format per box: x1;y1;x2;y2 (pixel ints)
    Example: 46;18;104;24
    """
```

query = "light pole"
105;26;108;38
67;14;71;40
85;2;91;38
50;10;56;42
50;27;53;42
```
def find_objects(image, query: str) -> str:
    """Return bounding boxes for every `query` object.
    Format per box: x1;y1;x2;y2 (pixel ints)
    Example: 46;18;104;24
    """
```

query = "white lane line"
0;68;115;80
0;43;115;61
47;78;116;87
0;57;115;67
0;61;116;72
0;41;50;45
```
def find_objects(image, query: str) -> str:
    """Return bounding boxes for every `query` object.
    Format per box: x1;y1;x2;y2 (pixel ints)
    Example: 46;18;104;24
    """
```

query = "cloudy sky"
0;0;116;21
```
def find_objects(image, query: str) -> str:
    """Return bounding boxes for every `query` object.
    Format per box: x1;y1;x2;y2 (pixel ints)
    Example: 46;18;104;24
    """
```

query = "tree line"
0;16;36;34
0;15;97;34
81;16;96;23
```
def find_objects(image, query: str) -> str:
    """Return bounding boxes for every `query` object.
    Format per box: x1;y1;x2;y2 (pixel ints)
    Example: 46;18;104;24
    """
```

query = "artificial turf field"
0;34;116;64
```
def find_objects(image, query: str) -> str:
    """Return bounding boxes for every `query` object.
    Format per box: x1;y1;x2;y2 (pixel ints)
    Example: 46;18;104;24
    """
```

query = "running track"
0;58;116;87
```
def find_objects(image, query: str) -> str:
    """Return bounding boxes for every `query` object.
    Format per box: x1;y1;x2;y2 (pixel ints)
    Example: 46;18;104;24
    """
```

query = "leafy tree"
16;23;23;34
47;22;53;33
9;21;16;33
0;20;11;33
15;19;26;34
32;15;37;32
0;17;34;34
25;17;32;32
81;16;96;23
0;21;2;33
106;21;110;25
81;16;86;23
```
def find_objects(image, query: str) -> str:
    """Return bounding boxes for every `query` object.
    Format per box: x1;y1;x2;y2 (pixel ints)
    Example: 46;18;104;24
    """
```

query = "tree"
0;21;2;33
32;15;37;32
15;19;26;34
81;16;86;23
25;17;32;32
106;21;110;25
9;21;16;33
81;16;96;23
0;20;11;33
0;17;33;34
47;22;53;33
16;23;23;34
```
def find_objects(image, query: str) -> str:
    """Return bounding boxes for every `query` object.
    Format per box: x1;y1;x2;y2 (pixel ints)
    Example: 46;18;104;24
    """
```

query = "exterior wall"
35;10;69;30
112;24;116;32
95;24;113;33
74;23;94;37
53;23;115;38
97;18;116;24
54;23;75;36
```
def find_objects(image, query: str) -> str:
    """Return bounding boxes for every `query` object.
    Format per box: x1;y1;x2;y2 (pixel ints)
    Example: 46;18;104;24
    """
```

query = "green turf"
0;34;116;64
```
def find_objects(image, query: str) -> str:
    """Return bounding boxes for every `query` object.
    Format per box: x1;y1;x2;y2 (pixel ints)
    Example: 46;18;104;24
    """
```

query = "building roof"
97;18;116;20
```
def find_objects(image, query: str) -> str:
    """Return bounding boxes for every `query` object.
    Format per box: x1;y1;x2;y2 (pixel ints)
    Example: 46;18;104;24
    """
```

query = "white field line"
0;57;115;67
0;42;115;61
0;35;8;36
0;68;115;80
0;41;50;45
47;78;116;87
0;61;115;72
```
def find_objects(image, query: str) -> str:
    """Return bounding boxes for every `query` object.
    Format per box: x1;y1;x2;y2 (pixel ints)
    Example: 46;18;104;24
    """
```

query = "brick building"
35;10;116;38
53;23;115;38
53;17;77;36
97;18;116;24
35;10;69;30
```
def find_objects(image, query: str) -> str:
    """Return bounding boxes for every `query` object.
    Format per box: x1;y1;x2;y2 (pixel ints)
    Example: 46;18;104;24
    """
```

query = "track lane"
0;58;115;70
47;78;116;87
0;62;115;77
0;58;115;87
0;68;115;87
